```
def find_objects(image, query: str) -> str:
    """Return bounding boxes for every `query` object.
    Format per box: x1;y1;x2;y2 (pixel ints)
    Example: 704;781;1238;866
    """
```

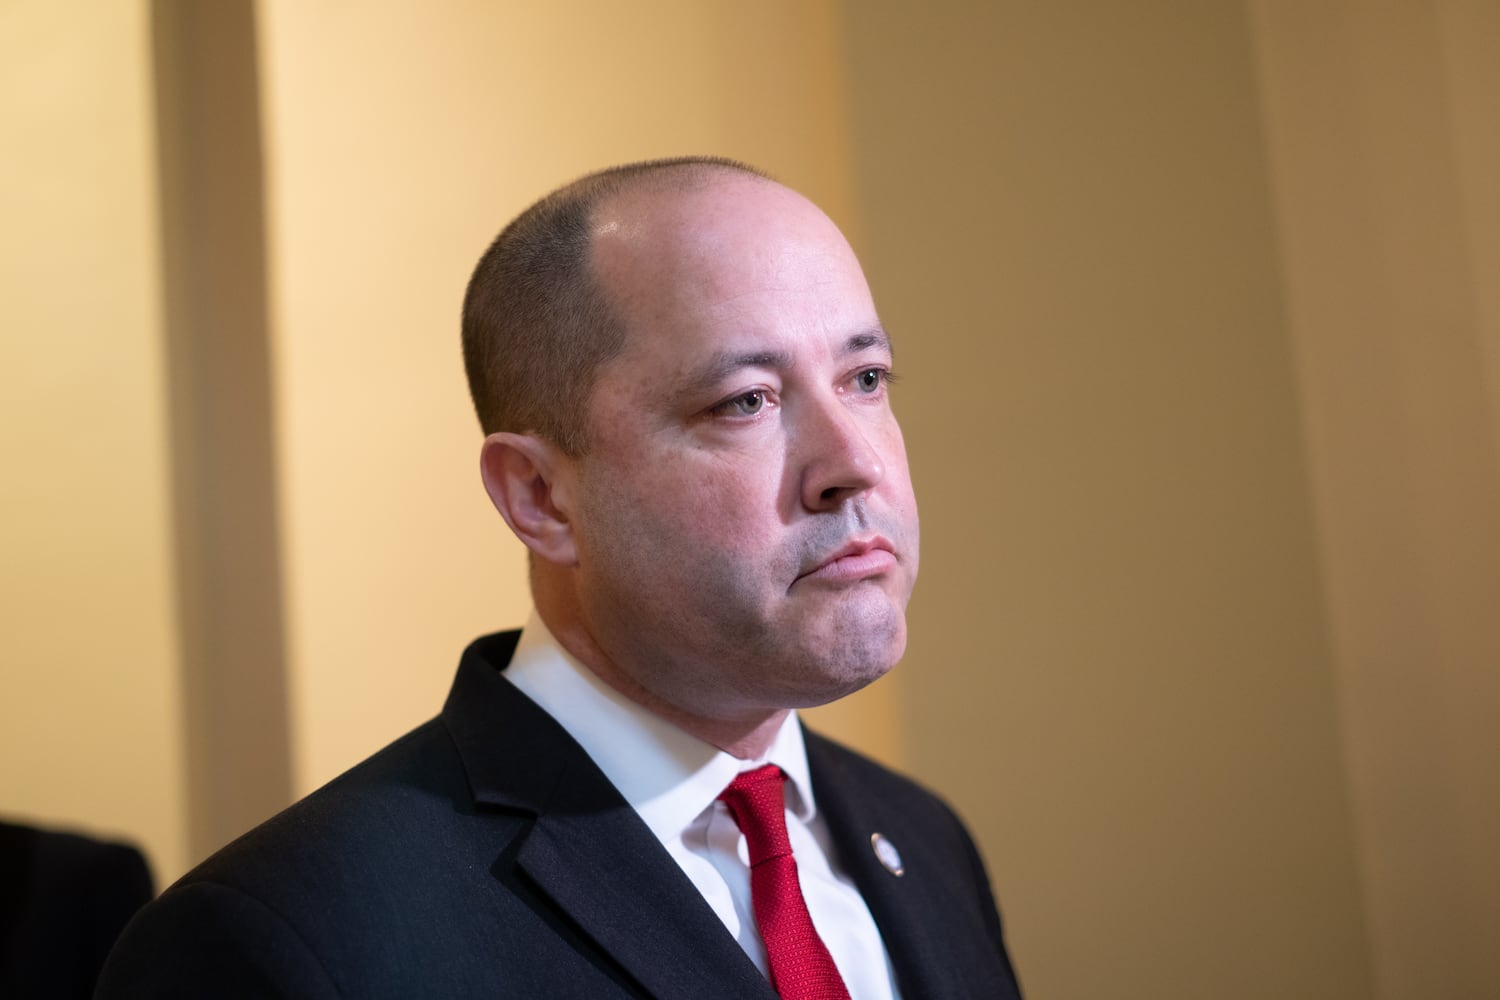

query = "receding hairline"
551;159;785;290
459;157;781;452
541;156;778;239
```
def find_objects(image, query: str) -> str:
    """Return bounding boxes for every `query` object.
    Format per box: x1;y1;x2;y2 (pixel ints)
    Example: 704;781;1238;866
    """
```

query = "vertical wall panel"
1251;3;1500;996
843;2;1373;996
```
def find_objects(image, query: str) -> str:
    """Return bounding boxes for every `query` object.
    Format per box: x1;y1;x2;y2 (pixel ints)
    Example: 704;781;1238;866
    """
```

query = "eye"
854;368;889;394
712;389;768;417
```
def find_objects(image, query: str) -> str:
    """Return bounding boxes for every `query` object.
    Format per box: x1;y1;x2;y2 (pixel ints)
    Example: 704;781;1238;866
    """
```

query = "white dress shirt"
504;610;901;1000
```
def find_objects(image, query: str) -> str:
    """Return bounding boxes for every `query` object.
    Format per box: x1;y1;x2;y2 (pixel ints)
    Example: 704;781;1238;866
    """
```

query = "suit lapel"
443;633;775;1000
515;771;775;1000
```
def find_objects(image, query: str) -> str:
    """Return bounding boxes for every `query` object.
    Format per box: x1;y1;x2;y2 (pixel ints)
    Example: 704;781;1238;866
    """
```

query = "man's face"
563;175;920;724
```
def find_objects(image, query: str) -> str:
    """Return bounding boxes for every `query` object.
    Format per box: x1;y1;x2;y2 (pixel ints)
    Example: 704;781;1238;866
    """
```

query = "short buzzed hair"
461;156;771;456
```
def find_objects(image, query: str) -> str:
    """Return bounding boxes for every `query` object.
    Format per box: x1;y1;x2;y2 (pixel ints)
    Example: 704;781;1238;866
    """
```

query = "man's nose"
798;396;886;511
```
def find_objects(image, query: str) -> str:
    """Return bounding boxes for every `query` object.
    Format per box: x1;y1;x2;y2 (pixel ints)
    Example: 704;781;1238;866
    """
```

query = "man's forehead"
584;171;879;379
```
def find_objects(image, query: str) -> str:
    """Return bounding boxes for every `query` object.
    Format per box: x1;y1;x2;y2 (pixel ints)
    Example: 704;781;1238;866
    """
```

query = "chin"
781;660;896;710
787;619;906;708
830;594;907;660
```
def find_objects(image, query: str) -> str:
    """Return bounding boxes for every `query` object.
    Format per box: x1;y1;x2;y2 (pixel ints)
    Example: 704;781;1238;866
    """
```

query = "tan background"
3;2;1496;998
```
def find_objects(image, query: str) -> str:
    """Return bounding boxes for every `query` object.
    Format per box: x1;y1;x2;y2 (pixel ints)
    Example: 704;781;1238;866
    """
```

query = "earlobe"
479;433;579;566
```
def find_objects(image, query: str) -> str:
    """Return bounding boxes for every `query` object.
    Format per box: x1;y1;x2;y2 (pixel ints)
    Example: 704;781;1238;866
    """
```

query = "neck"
532;579;787;759
550;614;789;759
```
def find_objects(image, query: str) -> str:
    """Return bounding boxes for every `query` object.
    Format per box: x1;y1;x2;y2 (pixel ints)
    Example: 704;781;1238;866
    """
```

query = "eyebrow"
677;326;893;402
847;326;893;357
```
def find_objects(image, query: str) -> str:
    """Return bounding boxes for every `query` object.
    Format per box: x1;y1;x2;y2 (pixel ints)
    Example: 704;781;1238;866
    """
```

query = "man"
99;159;1022;998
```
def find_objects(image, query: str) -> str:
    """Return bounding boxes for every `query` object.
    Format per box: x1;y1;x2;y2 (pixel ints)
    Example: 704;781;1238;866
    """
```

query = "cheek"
653;470;779;554
641;444;787;544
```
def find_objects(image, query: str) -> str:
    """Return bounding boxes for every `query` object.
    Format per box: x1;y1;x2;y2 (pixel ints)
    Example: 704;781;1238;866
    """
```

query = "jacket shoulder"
99;717;532;997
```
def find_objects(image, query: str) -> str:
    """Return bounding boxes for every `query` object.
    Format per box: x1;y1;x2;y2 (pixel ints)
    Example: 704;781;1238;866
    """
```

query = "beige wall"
843;3;1372;996
1251;3;1500;996
1;0;189;879
6;3;1498;998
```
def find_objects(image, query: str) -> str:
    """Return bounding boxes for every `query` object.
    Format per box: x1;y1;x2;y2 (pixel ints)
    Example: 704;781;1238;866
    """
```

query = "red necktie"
719;765;852;1000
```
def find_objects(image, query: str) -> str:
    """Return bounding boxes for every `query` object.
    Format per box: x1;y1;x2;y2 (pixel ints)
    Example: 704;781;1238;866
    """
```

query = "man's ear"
479;432;579;566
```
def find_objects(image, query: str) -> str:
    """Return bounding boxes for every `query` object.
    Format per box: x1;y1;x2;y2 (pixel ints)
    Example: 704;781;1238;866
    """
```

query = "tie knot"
719;765;792;863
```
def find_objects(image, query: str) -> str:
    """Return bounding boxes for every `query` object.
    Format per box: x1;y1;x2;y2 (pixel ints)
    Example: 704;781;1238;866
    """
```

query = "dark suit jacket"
98;632;1021;998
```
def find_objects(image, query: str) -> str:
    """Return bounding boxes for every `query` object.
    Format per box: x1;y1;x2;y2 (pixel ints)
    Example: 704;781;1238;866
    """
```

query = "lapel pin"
870;832;904;876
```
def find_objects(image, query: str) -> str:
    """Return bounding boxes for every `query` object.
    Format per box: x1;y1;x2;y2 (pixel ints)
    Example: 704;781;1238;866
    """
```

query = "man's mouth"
796;536;897;585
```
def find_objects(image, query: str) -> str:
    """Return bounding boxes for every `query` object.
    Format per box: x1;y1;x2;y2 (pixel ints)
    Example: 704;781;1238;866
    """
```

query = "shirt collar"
503;609;817;844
